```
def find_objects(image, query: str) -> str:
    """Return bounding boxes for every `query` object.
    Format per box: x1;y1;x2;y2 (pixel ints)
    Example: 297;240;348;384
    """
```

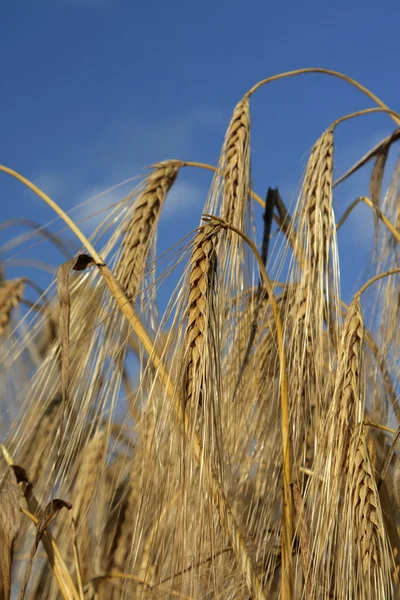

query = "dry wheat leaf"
334;128;400;187
370;145;390;211
0;460;22;600
20;499;72;600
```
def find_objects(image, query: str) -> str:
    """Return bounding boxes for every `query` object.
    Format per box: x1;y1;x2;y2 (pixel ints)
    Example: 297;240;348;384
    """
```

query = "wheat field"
0;68;400;600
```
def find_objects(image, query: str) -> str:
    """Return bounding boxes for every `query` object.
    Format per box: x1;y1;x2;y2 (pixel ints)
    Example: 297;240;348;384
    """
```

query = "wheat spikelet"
116;160;180;299
334;298;364;452
320;298;364;495
289;128;338;349
304;297;364;598
0;279;24;336
221;97;251;232
331;429;394;599
284;128;339;479
351;432;386;576
183;223;219;410
305;127;335;268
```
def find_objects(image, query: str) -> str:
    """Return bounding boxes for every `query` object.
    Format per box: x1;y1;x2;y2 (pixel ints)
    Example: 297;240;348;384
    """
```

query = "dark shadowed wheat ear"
69;430;106;575
0;278;25;336
16;395;62;490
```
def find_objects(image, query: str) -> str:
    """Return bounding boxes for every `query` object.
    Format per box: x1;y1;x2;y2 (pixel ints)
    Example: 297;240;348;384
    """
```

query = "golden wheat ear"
283;127;340;489
116;160;180;300
221;97;251;231
182;223;219;414
353;434;391;578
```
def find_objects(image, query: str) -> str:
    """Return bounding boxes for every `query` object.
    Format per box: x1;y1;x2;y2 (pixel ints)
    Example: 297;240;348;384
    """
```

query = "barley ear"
116;160;180;299
221;97;251;232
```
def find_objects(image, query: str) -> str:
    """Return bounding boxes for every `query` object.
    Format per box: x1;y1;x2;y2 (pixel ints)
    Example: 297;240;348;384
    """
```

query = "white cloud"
81;106;225;177
72;179;137;233
72;177;206;238
161;180;205;217
62;106;222;228
32;172;65;199
28;106;225;240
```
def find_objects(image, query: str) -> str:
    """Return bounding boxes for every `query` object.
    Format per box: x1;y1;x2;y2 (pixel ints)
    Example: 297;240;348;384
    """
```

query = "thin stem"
89;571;193;600
180;160;302;261
356;267;400;299
333;128;400;188
202;214;293;600
0;165;104;265
360;196;400;243
0;217;72;259
336;196;400;243
364;421;397;436
336;198;362;231
332;107;400;128
1;165;266;600
180;160;266;208
245;68;400;127
68;512;85;600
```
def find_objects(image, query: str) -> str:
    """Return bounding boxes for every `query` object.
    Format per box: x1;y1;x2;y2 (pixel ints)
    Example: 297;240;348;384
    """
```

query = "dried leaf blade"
20;499;72;600
0;461;22;600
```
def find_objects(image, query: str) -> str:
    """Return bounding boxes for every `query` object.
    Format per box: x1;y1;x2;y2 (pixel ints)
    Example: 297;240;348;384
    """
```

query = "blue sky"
1;0;399;308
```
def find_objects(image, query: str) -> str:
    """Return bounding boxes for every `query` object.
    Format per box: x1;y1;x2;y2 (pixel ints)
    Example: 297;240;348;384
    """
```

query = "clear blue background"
1;0;399;305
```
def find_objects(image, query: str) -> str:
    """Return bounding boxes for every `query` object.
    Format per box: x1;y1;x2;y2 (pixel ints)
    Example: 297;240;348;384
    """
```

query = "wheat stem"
0;165;104;265
0;165;266;600
332;107;400;127
356;268;400;298
203;214;292;600
245;68;400;127
364;421;397;436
